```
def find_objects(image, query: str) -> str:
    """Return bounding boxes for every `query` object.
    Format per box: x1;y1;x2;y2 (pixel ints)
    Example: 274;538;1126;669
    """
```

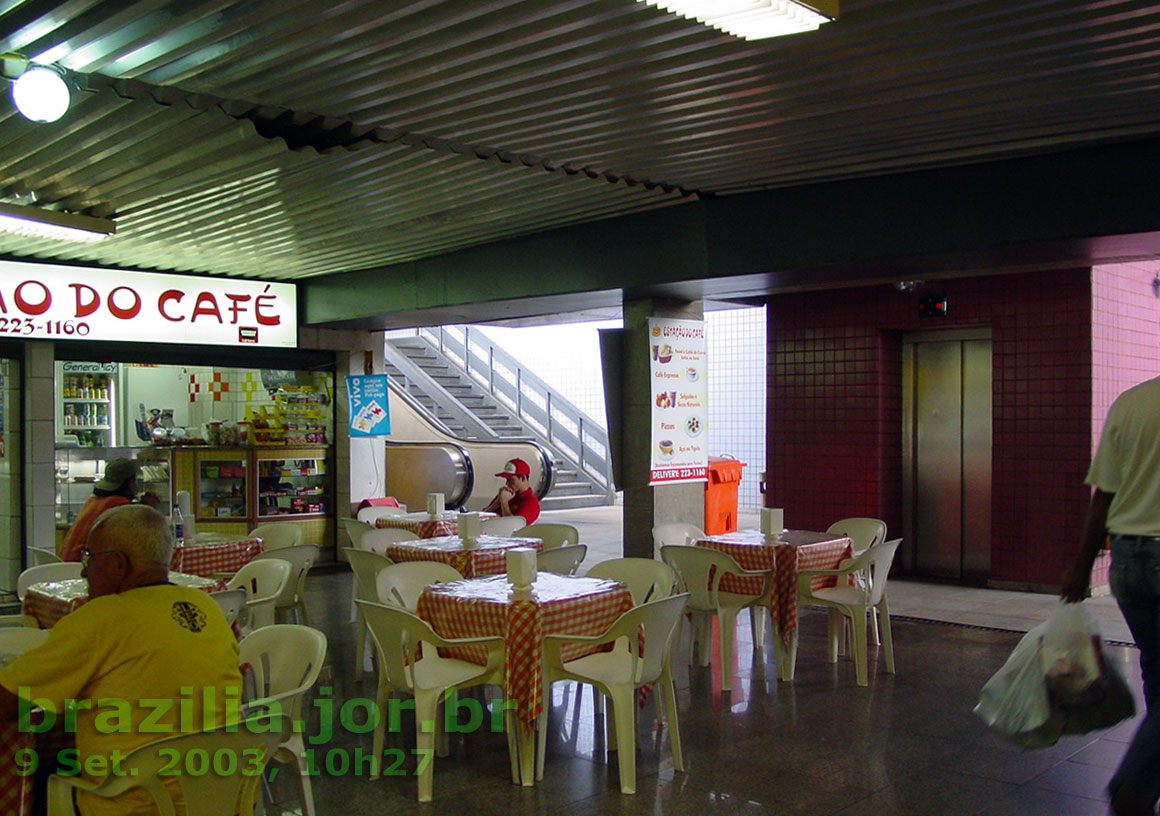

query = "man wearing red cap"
483;457;540;525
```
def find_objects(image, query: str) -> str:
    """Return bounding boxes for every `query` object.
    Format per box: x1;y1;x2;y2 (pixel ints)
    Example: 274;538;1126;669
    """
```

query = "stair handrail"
419;325;614;497
383;341;501;440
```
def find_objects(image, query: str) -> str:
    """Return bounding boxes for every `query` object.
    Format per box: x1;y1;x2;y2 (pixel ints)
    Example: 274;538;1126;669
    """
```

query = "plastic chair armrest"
428;632;505;650
796;566;860;595
47;771;103;815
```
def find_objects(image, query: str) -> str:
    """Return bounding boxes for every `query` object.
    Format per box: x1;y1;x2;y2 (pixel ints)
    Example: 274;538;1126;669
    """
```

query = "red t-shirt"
60;494;131;561
508;488;541;525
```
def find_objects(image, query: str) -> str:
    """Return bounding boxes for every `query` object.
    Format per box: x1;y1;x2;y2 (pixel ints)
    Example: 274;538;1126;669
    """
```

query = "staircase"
384;329;615;510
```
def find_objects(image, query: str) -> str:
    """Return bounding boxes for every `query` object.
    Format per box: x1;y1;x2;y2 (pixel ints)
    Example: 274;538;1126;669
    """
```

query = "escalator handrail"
383;439;475;509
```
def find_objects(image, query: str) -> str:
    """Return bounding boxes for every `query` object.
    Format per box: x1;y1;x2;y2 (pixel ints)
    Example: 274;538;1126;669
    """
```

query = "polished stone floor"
282;560;1143;816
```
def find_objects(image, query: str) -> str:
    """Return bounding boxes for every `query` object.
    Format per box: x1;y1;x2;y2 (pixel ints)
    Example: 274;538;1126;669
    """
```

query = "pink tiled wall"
1091;262;1160;446
766;268;1096;588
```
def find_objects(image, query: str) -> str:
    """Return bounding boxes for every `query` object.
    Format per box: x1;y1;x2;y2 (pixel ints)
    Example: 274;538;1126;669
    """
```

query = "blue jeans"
1107;535;1160;809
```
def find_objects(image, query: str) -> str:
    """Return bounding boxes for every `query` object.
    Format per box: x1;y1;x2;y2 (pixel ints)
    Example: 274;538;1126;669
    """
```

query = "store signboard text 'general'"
0;262;297;347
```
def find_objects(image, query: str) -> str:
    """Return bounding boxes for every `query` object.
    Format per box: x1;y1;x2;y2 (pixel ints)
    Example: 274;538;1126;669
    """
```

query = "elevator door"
902;331;992;581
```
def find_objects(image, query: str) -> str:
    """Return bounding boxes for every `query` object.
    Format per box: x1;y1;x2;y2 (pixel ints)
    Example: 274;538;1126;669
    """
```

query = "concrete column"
299;327;381;543
23;341;56;573
621;298;704;558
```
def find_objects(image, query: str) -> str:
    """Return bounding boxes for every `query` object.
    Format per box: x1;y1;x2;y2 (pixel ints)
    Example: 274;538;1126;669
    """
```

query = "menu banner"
0;261;297;347
346;375;391;437
648;318;708;485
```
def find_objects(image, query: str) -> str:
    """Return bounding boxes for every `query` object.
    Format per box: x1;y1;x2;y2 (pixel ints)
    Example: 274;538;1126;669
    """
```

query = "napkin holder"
761;507;784;543
426;492;445;519
506;547;537;591
458;512;481;549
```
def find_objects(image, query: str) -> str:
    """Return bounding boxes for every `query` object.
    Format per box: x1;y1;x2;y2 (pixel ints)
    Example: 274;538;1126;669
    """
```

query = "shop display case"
54;447;173;528
168;446;333;545
257;454;329;518
194;452;249;520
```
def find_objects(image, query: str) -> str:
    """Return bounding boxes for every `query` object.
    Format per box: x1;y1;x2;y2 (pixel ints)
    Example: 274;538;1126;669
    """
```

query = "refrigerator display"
56;361;119;447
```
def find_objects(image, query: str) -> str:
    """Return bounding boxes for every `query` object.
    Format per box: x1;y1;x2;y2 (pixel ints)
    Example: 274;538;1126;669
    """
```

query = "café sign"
0;261;297;348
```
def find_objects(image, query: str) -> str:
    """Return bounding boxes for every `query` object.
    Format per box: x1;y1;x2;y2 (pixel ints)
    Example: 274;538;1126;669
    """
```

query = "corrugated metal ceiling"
0;0;1158;279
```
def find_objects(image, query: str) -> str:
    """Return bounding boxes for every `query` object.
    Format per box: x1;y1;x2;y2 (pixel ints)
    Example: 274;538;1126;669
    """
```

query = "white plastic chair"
536;544;587;575
660;545;771;692
226;559;292;632
357;505;409;523
539;593;689;792
253;544;318;625
480;515;528;537
651;522;705;559
514;523;579;550
17;563;84;600
796;538;902;686
344;548;395;668
340;517;373;549
249;521;304;551
360;527;420;557
376;561;462;610
825;517;888;644
208;588;246;628
825;518;887;556
239;624;328;816
29;548;63;565
356;600;513;802
586;558;676;605
0;626;50;655
46;713;284;816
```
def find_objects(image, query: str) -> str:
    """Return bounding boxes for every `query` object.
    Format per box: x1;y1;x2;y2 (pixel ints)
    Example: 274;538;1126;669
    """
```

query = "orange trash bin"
704;456;746;535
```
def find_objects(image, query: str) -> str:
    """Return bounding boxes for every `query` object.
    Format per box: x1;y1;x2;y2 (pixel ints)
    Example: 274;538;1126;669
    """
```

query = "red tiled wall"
766;268;1094;587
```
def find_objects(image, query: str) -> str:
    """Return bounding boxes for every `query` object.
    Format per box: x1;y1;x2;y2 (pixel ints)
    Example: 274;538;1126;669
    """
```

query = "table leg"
774;628;799;681
518;721;535;786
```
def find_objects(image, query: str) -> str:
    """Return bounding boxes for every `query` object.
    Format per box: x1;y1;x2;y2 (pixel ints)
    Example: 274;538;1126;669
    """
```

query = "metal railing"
418;325;615;498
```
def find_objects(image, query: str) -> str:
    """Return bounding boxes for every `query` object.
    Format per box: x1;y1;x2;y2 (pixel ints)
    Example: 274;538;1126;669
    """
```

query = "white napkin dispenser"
506;547;537;590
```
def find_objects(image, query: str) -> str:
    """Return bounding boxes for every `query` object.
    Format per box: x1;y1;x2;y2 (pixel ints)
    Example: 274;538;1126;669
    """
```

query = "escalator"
383;327;615;510
383;379;555;512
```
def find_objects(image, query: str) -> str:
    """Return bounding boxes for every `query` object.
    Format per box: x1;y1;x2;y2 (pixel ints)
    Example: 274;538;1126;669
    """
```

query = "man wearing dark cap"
483;457;541;524
61;457;160;561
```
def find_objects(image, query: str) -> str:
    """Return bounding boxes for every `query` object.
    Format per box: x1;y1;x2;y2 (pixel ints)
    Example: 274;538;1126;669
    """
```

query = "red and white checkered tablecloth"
417;574;634;723
381;535;543;579
695;530;851;646
0;694;71;816
22;574;227;629
170;536;263;577
374;511;496;538
0;721;34;816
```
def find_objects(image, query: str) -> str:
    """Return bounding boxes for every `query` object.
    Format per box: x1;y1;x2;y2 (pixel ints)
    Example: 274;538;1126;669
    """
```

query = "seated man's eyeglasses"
80;547;119;567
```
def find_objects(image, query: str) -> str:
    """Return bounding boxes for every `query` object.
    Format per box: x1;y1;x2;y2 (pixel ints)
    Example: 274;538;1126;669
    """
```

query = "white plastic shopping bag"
974;601;1135;748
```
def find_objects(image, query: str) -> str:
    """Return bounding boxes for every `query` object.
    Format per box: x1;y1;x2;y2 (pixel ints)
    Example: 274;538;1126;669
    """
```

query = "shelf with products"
256;453;330;518
56;362;119;448
246;386;330;447
166;446;334;550
196;456;249;520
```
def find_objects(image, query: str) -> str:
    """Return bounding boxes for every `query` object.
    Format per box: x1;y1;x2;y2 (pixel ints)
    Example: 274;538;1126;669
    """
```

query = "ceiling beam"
304;136;1160;328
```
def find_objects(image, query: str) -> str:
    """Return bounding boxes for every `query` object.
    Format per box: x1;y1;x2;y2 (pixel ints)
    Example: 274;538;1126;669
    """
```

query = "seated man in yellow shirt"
0;504;242;816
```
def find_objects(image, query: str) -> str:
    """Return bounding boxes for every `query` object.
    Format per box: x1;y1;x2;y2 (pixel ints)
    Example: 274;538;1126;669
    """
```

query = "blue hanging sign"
346;375;391;437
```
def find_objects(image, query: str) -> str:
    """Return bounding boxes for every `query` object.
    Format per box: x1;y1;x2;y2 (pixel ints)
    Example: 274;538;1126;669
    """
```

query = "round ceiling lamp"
12;64;69;122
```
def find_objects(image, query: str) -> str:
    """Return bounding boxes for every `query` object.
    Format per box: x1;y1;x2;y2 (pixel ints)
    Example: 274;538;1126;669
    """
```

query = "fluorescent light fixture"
0;202;115;243
12;63;69;122
643;0;837;40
